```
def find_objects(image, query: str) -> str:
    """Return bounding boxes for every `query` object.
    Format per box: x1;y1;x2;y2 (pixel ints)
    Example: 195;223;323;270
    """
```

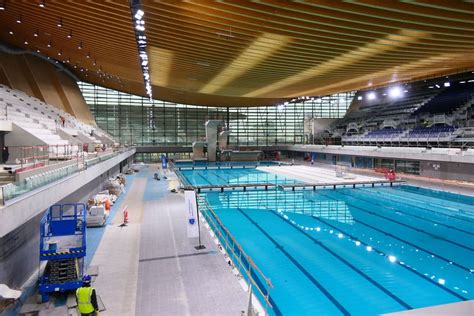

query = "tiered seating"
334;84;441;133
404;126;456;140
414;82;474;115
0;84;115;162
366;128;403;138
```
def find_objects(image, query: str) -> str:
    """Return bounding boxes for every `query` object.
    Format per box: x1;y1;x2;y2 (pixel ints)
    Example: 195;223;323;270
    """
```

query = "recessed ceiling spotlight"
0;2;4;10
57;50;62;56
93;59;96;66
47;40;52;48
86;52;91;58
388;86;402;98
57;17;63;27
8;30;13;35
34;30;39;37
67;30;72;38
39;0;45;8
36;48;40;53
78;41;83;49
66;57;70;63
16;15;22;23
24;40;28;45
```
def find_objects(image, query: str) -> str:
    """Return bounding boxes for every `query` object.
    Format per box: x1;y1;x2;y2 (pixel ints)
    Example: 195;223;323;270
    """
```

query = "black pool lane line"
203;207;283;316
350;188;474;235
235;208;351;316
265;209;413;310
319;190;474;252
303;212;469;301
301;195;472;272
375;187;474;218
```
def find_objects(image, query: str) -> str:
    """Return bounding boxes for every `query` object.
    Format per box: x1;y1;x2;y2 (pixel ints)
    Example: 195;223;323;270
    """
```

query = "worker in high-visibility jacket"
76;274;99;316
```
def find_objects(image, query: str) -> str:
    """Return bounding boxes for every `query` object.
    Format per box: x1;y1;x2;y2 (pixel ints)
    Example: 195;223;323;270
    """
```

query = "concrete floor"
91;166;248;316
259;165;381;184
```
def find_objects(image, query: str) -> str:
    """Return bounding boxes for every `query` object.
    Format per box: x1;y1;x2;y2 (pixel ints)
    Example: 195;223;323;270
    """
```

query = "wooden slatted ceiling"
1;1;473;107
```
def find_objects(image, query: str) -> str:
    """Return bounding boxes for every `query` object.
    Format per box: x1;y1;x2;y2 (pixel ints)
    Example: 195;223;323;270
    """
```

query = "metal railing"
0;145;131;204
6;143;121;169
196;194;274;315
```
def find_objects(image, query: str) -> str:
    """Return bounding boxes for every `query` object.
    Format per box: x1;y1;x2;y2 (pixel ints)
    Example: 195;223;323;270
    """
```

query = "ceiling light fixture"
57;17;63;27
388;86;402;98
367;92;376;100
78;41;83;49
24;40;28;45
86;52;91;58
47;41;52;48
57;49;62;56
0;1;4;10
16;15;22;23
444;82;450;87
39;0;45;8
130;2;152;100
67;30;72;38
34;30;39;37
8;30;13;35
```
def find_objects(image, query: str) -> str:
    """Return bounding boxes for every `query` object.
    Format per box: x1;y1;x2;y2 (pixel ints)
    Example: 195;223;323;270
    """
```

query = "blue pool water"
179;167;300;187
178;167;474;315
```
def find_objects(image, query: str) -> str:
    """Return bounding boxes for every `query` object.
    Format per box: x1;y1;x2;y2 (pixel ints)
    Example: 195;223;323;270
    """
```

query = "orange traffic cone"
124;208;129;224
119;206;129;227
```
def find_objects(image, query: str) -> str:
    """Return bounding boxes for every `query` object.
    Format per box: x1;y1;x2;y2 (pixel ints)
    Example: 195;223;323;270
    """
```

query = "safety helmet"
82;274;92;284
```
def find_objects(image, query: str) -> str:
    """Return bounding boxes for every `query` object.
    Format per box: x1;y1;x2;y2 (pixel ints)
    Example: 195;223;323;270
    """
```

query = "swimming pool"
178;166;473;315
201;187;473;315
178;167;300;187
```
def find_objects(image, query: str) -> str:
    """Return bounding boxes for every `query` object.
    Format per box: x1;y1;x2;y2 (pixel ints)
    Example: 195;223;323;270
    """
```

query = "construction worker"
76;274;99;316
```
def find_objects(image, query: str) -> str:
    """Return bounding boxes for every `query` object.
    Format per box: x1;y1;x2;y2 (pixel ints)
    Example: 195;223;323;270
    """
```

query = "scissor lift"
39;203;87;302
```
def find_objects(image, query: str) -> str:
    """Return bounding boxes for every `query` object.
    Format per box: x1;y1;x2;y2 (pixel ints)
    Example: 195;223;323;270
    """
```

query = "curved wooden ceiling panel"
1;0;473;107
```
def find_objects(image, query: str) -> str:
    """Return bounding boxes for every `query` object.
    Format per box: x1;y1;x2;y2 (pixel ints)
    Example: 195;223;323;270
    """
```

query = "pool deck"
90;166;248;316
281;161;473;196
258;165;382;185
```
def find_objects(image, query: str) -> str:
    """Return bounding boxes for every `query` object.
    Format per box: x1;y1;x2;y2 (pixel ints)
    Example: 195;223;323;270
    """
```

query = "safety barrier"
0;146;131;204
196;194;274;315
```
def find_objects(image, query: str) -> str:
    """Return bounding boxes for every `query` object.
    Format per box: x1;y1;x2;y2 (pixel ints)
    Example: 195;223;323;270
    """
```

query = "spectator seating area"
414;82;474;115
404;126;456;139
0;84;116;163
333;84;441;134
330;78;474;148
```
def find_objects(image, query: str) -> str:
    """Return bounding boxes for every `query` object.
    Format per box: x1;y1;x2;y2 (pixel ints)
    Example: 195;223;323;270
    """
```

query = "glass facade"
78;82;353;146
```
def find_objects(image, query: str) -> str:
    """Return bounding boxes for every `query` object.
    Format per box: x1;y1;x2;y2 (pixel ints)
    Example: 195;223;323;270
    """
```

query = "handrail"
196;194;273;315
0;146;132;204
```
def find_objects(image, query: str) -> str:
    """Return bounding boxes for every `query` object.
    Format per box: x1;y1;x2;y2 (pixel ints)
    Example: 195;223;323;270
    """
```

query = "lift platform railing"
196;194;274;315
